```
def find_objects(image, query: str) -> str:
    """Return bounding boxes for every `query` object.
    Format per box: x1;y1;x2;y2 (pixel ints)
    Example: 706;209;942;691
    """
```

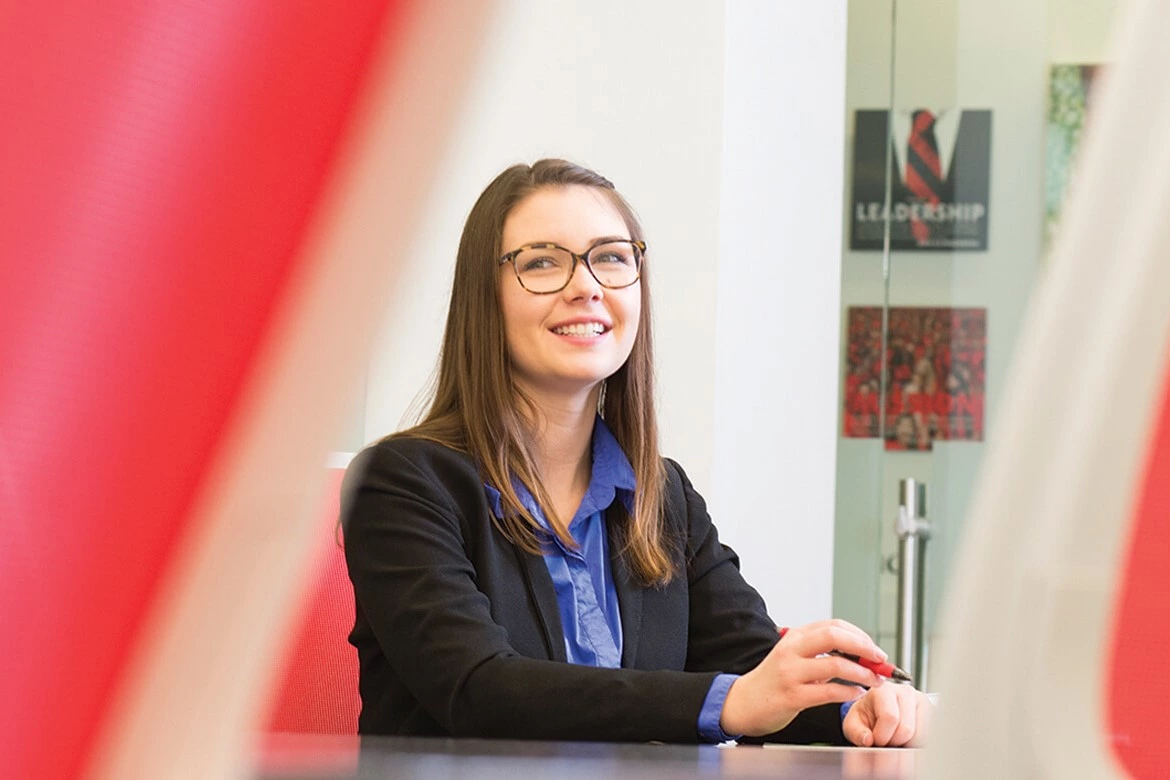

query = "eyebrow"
523;236;630;250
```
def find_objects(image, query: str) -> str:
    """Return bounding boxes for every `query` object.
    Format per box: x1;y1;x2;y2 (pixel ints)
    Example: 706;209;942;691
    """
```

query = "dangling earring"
597;380;607;418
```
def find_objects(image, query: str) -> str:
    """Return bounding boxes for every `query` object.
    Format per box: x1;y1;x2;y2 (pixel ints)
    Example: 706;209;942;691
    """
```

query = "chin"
558;374;610;392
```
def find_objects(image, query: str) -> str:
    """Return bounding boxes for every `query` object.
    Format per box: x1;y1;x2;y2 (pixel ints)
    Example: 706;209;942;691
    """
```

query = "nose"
563;256;602;301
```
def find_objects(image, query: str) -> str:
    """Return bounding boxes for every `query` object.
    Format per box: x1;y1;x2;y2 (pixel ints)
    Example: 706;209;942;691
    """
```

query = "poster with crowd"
850;109;992;251
843;306;987;451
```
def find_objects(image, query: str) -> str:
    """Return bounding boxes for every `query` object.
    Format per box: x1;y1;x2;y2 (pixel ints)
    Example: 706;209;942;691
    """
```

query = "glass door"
833;0;1124;688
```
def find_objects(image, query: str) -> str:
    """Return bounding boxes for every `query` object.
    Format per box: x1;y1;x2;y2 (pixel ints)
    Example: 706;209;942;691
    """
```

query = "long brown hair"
397;159;675;585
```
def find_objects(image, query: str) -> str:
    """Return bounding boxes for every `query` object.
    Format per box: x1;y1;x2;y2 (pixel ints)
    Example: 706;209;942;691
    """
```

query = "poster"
1046;64;1104;248
850;109;992;251
843;307;987;451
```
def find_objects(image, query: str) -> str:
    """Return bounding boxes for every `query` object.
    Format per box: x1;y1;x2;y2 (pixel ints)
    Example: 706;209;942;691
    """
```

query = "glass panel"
833;0;895;643
835;0;1125;688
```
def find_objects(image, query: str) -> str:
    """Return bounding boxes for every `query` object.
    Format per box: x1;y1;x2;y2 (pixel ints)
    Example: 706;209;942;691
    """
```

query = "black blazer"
341;436;846;745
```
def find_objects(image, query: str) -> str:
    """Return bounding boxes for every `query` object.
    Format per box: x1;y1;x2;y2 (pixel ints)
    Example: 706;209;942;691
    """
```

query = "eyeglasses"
498;239;645;294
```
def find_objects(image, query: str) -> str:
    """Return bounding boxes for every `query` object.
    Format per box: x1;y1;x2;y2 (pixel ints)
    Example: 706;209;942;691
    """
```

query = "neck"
517;381;601;505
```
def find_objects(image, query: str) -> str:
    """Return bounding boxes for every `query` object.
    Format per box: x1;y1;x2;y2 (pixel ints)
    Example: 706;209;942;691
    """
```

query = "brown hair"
397;159;675;585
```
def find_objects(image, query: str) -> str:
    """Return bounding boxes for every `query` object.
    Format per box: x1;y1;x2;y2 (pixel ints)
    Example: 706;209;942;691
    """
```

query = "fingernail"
876;648;888;661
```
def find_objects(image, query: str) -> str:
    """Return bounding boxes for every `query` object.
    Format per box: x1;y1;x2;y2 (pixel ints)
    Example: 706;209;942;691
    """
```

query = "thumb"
847;723;874;747
843;705;874;747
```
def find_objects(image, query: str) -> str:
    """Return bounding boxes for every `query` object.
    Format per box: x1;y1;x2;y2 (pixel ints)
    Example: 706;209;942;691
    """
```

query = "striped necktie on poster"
905;109;943;246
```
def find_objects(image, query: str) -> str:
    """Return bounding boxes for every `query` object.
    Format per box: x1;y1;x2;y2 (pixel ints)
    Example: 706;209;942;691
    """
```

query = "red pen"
778;627;913;684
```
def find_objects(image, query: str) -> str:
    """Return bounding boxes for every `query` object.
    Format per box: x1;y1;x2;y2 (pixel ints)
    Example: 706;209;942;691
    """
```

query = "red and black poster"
843;306;987;451
850;109;992;251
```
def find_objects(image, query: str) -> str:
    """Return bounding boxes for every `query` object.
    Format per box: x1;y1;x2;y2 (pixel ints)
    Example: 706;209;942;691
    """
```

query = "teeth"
553;322;605;337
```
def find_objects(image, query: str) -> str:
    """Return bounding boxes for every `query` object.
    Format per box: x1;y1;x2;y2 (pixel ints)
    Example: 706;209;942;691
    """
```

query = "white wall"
363;0;725;490
363;0;848;622
712;2;847;625
1048;0;1123;61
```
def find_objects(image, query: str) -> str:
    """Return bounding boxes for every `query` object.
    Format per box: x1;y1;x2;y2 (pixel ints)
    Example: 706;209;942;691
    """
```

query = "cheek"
499;286;546;360
499;282;527;333
620;291;642;337
616;292;642;354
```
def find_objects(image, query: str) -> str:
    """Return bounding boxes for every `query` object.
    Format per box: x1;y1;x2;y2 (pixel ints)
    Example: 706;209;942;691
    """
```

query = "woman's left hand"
842;684;933;747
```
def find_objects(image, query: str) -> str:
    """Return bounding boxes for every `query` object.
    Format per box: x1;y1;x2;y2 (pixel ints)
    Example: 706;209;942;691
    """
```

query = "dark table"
255;734;923;779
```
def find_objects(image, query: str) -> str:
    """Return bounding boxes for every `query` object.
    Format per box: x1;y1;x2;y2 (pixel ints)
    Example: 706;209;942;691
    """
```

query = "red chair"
264;468;360;734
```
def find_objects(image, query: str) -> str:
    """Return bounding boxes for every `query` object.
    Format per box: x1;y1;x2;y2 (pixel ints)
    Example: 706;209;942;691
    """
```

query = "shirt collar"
483;415;636;523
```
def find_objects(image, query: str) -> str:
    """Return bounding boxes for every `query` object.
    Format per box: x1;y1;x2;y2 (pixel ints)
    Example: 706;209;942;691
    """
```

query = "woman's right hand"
719;619;887;737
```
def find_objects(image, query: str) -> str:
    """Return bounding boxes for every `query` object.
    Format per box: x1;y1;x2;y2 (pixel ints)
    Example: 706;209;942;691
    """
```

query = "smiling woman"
498;186;643;431
340;159;934;746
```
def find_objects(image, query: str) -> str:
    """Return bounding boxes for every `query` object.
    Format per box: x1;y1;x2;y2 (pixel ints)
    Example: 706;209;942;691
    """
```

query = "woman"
342;159;931;746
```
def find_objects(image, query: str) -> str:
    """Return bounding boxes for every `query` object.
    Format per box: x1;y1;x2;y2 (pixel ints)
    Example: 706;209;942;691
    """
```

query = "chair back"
264;468;360;734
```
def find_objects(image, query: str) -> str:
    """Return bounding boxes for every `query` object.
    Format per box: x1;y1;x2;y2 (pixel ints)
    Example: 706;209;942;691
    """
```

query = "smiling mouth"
551;322;608;337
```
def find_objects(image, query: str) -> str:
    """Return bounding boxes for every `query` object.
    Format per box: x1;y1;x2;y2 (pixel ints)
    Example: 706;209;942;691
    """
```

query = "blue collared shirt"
484;416;736;742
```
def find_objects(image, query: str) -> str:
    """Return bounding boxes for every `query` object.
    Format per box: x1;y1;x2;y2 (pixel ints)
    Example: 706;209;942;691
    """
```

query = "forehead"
502;185;629;252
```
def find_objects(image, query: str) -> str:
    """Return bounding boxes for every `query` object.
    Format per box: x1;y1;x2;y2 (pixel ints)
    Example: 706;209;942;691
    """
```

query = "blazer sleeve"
343;440;720;743
669;459;849;746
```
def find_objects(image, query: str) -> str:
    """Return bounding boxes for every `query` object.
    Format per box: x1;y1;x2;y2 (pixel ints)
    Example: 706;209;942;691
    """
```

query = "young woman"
342;159;932;746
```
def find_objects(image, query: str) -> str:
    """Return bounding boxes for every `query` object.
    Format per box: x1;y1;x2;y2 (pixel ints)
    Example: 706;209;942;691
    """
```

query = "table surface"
255;734;925;779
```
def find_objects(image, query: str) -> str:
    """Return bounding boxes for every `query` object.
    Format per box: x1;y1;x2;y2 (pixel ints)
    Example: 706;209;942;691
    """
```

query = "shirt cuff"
697;673;741;743
840;699;857;722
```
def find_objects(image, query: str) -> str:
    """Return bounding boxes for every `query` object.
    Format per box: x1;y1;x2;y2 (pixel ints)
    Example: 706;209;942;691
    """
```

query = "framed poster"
843;306;987;451
850;109;992;251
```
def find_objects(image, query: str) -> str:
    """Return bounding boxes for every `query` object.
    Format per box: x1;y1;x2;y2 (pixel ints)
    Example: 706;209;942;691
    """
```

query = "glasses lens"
513;246;574;293
587;241;641;288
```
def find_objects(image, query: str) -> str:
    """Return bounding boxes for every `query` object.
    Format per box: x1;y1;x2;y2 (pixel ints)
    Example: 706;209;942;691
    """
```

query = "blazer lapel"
607;505;643;667
513;546;566;662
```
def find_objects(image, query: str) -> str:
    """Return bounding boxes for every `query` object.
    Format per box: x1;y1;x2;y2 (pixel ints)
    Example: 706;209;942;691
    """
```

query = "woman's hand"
843;684;933;747
719;619;889;737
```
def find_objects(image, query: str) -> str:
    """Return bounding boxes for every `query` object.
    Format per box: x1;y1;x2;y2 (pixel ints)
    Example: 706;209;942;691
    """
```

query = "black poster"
850;109;992;251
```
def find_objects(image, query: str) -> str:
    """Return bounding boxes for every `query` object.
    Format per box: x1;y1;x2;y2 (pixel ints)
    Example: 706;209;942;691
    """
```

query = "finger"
907;691;933;748
868;688;901;746
795;680;866;710
789;621;886;664
803;654;883;689
788;618;870;645
825;618;883;654
887;689;917;746
841;703;874;748
825;619;887;661
827;617;877;642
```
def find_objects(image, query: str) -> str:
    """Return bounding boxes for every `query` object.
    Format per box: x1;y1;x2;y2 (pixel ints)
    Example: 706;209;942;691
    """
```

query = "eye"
520;255;559;272
592;249;634;266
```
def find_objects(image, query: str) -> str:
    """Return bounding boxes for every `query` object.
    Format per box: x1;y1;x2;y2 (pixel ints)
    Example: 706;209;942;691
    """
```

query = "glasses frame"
498;238;646;294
